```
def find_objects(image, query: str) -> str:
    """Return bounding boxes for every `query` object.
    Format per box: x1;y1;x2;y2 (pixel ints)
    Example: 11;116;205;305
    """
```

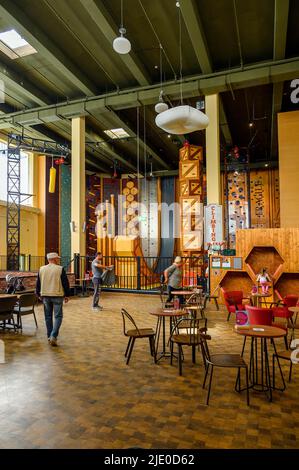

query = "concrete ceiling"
0;0;298;171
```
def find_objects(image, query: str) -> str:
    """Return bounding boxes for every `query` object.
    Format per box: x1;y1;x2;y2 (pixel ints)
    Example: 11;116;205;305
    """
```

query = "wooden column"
71;117;86;257
206;94;221;205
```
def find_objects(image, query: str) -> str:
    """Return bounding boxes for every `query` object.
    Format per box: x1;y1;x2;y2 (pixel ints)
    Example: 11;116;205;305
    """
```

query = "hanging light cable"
155;1;209;134
113;0;131;54
155;44;168;113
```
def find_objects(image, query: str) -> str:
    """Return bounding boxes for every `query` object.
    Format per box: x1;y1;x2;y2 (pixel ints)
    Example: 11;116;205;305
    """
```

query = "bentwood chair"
169;317;207;376
0;297;18;332
200;333;250;406
121;308;156;365
14;293;38;330
272;348;296;391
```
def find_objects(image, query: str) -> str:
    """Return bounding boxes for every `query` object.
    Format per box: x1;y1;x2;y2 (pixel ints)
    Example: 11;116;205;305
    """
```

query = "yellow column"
71;117;86;256
205;94;221;204
278;110;299;227
35;155;46;257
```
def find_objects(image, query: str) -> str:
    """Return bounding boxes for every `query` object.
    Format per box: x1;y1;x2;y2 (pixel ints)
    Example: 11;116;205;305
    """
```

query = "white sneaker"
92;306;103;311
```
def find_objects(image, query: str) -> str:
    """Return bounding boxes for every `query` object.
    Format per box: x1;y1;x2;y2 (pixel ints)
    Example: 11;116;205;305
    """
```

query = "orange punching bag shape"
49;166;56;193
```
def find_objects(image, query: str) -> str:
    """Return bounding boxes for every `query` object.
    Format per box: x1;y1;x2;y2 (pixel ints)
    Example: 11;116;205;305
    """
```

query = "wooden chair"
170;317;207;375
200;332;250;406
0;297;18;332
13;293;38;330
184;293;207;328
272;348;297;391
121;308;156;365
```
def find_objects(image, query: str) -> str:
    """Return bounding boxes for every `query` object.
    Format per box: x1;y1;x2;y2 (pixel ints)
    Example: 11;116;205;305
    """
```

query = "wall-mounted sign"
204;204;223;249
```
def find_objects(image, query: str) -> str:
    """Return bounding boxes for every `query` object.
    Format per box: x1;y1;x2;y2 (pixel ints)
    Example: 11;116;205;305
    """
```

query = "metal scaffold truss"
6;135;21;270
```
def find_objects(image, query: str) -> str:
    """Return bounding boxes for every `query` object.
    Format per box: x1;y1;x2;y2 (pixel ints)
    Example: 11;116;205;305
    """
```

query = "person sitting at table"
164;256;183;305
256;267;271;294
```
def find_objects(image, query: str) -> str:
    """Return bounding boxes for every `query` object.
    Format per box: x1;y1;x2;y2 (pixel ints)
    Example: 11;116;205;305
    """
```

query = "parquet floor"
0;292;298;449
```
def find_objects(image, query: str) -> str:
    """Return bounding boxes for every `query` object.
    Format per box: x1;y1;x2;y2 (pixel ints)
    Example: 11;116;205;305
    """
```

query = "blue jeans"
43;297;63;339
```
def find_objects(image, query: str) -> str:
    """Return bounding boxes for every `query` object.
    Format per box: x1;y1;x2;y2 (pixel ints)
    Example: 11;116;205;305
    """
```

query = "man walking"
36;252;70;346
91;252;112;311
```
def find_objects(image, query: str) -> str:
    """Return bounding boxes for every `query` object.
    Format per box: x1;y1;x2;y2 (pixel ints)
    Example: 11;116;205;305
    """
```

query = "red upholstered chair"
222;289;247;322
245;306;273;326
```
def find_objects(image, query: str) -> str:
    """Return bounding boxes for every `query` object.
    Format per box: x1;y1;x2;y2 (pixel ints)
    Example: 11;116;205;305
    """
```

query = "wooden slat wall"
278;110;299;228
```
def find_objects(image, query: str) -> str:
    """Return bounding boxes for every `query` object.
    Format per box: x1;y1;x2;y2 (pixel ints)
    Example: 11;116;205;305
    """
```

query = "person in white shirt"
256;268;271;294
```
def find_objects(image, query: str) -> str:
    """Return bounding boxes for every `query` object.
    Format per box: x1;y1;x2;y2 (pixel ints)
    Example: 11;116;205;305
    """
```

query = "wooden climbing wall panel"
179;144;203;254
86;175;101;257
250;169;280;228
121;178;139;237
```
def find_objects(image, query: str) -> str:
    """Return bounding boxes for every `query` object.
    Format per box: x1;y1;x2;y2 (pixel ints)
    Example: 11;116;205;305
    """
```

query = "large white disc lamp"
155;105;209;135
113;27;131;54
113;0;131;55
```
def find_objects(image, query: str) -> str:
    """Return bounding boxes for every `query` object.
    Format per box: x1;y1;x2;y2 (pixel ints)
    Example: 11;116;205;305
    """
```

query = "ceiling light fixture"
113;0;131;55
155;3;209;135
154;44;169;114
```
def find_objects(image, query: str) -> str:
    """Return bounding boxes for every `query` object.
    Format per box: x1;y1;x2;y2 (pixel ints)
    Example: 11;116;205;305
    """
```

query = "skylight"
0;29;37;59
104;128;130;139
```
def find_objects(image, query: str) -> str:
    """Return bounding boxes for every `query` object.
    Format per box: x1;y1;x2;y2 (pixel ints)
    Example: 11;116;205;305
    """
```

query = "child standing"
257;268;271;294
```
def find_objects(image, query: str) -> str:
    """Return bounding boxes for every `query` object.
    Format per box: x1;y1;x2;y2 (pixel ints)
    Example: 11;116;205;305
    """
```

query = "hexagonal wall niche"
220;271;253;295
245;246;284;277
275;273;299;298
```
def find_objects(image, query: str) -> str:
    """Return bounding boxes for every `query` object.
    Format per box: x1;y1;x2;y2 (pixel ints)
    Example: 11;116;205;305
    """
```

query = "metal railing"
74;254;205;292
0;253;205;293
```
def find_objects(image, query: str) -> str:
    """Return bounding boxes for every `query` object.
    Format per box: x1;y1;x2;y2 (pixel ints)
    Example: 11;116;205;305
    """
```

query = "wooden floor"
0;292;298;449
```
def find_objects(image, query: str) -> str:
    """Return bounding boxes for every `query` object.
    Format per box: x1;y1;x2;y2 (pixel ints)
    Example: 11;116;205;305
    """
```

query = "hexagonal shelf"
219;271;253;296
245;246;284;278
275;272;299;298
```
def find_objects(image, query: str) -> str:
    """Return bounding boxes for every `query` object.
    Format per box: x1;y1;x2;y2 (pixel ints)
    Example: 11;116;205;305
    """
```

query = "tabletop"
235;324;286;338
150;308;186;318
250;293;271;298
288;306;299;313
171;290;196;296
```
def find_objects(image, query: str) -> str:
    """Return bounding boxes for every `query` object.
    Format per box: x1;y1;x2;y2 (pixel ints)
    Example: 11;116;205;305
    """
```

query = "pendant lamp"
113;27;131;54
155;105;209;135
113;0;131;55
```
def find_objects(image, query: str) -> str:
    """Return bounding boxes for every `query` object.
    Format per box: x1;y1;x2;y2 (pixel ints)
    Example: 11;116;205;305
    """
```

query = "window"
104;128;130;139
0;142;31;205
0;29;37;60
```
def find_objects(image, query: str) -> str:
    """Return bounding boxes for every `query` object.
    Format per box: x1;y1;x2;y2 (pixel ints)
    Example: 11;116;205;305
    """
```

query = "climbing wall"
225;170;249;249
139;177;160;262
250;169;280;228
86;175;101;257
120;178;139;237
179;143;204;254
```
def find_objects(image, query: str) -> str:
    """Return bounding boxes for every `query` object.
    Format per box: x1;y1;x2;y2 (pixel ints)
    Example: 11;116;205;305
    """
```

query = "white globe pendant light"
155;105;209;135
113;27;131;55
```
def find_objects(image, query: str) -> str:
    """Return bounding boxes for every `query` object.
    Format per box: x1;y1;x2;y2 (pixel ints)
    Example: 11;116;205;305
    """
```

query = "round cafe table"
235;324;286;401
250;292;271;307
150;308;185;362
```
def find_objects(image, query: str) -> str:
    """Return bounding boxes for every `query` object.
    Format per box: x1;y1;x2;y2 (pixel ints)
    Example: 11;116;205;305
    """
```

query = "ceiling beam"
0;57;298;126
79;0;151;87
0;0;98;96
180;0;232;144
270;0;289;159
0;63;51;107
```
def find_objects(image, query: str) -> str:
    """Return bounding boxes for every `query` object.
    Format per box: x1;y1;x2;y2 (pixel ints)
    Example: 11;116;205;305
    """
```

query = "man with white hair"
36;252;70;346
164;256;183;304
